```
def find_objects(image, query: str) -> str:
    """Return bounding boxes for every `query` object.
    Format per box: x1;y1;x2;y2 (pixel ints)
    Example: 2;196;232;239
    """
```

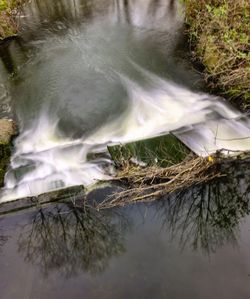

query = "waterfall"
0;0;249;202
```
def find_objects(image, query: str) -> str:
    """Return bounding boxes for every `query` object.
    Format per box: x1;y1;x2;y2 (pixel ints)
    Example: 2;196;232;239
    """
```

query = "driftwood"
97;156;222;209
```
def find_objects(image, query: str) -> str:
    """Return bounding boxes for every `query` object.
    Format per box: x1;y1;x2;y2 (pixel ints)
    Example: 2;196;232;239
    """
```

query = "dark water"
1;159;250;299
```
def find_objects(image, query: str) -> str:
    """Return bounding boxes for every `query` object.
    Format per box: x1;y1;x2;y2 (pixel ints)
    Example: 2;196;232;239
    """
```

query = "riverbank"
0;0;27;39
184;0;250;110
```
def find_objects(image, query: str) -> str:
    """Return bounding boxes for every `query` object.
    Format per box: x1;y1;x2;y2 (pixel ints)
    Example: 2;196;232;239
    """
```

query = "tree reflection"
0;219;8;252
156;159;250;253
0;235;8;252
23;0;95;29
18;203;131;277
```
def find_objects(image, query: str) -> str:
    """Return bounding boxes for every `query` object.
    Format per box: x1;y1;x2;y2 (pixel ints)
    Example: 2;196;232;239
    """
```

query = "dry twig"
97;156;221;209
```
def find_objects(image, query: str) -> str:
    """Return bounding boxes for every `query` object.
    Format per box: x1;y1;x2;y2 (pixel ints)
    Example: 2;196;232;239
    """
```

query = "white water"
1;0;250;202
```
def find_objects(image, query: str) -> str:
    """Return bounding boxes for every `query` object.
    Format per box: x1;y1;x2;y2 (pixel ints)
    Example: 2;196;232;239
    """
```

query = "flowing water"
0;0;250;201
0;1;250;298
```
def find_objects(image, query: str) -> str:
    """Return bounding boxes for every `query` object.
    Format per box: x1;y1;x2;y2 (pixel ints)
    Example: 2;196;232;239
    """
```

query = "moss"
0;0;27;39
0;119;16;187
184;0;250;110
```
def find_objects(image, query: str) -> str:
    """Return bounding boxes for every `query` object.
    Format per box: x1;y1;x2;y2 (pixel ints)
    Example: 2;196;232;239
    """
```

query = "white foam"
1;0;249;202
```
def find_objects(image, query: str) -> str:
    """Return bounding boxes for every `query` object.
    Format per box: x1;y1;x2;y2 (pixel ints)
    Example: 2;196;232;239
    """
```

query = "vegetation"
0;143;11;187
108;134;190;168
97;151;250;209
97;155;219;209
0;119;15;186
184;0;250;109
0;0;27;39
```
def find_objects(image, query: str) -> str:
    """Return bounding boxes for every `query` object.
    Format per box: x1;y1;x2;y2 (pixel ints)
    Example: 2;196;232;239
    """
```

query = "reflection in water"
156;159;250;253
0;222;8;252
18;204;130;277
0;165;250;298
0;235;8;252
13;159;250;279
21;0;181;32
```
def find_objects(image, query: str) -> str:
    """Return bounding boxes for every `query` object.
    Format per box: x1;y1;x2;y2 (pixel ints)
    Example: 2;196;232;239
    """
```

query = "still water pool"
1;158;250;299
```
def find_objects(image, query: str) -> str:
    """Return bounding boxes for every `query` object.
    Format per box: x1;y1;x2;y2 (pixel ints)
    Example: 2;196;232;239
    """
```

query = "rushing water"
0;1;250;297
0;0;250;201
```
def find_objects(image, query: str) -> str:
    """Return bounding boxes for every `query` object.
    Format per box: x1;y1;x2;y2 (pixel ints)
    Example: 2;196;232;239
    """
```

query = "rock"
0;119;16;144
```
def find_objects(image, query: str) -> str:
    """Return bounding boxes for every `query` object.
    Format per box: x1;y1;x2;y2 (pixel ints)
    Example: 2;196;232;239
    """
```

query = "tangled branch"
97;156;221;209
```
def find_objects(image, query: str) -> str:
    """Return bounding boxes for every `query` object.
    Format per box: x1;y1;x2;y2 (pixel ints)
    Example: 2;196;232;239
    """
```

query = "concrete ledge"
0;185;85;216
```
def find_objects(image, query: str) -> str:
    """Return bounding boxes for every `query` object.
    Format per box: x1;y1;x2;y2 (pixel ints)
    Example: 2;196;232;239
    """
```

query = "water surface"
1;158;250;298
0;0;250;201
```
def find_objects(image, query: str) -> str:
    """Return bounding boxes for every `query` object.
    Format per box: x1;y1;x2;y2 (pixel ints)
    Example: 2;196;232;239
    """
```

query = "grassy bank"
0;0;26;39
184;0;250;110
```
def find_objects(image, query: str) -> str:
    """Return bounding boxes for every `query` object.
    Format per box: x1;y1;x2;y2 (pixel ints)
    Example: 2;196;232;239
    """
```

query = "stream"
0;1;250;298
0;0;249;200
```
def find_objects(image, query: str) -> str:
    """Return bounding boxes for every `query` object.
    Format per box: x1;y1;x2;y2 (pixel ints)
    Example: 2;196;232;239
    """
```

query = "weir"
0;0;249;202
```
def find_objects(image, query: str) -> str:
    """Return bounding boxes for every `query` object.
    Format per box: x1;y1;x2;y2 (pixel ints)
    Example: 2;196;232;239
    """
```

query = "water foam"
1;0;250;202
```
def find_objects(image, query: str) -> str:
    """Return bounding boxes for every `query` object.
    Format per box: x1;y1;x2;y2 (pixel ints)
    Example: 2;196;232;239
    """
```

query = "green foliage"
0;1;8;11
0;0;26;39
184;0;250;109
108;134;190;169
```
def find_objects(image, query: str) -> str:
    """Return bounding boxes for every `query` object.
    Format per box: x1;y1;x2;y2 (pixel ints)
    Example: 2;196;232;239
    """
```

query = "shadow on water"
0;38;17;74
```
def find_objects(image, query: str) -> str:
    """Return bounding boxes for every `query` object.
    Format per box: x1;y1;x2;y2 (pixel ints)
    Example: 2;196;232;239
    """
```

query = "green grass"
184;0;250;110
108;134;191;169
